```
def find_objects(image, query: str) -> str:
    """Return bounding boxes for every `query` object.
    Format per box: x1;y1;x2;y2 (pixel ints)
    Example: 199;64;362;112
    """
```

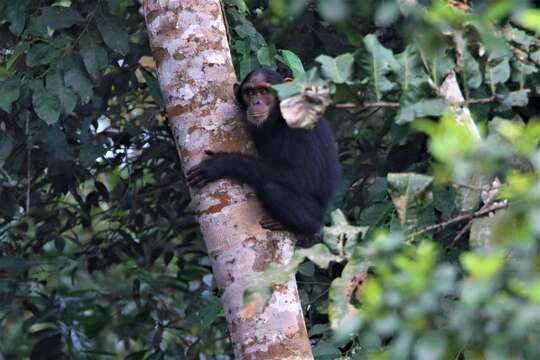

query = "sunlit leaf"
256;46;277;67
280;50;305;78
461;251;505;279
387;173;433;231
329;254;368;337
322;209;368;260
316;53;354;84
359;34;399;100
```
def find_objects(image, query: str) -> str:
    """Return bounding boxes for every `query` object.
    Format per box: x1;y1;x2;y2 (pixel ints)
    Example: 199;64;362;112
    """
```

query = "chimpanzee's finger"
186;167;199;180
186;168;205;187
260;216;286;231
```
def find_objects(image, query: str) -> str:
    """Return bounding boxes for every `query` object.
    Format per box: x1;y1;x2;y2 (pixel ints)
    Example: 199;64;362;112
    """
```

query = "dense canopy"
1;0;540;358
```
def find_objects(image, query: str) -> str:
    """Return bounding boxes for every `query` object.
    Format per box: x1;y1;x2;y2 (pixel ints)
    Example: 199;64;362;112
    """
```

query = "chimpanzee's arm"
186;152;295;191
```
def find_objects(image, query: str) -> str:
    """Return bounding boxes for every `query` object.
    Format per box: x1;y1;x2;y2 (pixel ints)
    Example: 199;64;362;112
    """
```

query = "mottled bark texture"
142;1;313;358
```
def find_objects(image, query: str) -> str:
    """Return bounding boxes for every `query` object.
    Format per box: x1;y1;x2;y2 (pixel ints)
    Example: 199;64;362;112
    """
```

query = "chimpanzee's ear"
233;82;241;102
283;77;293;82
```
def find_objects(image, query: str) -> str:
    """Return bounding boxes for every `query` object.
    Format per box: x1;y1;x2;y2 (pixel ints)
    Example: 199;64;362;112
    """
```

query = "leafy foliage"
0;1;227;358
1;0;540;359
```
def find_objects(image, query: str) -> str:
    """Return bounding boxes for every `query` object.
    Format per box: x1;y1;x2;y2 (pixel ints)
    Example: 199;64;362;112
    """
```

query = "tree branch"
335;101;400;109
410;201;509;239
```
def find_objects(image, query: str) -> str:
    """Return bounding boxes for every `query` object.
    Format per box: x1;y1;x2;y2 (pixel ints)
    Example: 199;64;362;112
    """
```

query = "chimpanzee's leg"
257;182;324;234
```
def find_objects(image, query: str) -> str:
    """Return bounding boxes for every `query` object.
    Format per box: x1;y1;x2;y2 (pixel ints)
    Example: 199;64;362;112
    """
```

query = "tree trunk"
142;1;313;359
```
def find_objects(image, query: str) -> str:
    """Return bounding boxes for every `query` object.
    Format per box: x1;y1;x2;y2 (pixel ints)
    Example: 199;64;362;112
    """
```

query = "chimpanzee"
186;68;341;234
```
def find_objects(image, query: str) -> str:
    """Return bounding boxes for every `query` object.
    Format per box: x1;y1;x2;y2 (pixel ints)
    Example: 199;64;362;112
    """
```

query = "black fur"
187;69;341;234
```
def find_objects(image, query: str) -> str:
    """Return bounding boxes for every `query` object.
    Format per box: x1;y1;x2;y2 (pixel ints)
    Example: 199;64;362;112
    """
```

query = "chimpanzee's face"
241;73;277;126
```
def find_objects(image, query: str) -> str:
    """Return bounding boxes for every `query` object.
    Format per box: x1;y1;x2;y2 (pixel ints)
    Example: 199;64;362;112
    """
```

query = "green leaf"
297;67;327;87
232;13;266;49
375;1;400;26
312;340;342;359
508;26;534;47
316;53;354;84
531;50;540;64
185;296;223;330
488;58;510;86
301;244;343;269
96;13;129;55
33;90;61;125
64;61;94;104
107;0;134;17
329;254;367;337
433;186;455;220
460;251;505;279
26;43;63;67
232;39;250;57
359;202;394;227
510;59;538;84
40;126;74;161
317;0;347;23
415;115;476;162
396;46;427;93
414;332;447;360
35;6;83;30
387;173;433;231
5;0;31;35
141;69;165;108
80;36;109;81
367;177;389;203
396;99;446;124
279;50;305;78
272;82;302;100
0;78;21;113
455;34;482;94
46;71;78;114
518;9;540;32
501;90;530;107
476;26;510;60
0;68;9;81
422;44;455;85
6;42;30;72
360;34;399;100
322;209;368;260
238;55;260;80
274;67;328;100
256;46;277;67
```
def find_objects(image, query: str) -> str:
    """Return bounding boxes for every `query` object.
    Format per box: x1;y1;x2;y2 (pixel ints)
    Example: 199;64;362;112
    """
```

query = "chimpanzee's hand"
186;150;229;188
260;215;287;231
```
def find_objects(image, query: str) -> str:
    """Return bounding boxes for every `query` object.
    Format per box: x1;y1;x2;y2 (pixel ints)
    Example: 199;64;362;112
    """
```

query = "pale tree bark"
142;1;313;359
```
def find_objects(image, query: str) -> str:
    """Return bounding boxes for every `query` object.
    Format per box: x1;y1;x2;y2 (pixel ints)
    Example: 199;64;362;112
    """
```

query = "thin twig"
335;95;498;110
465;95;496;105
452;221;473;244
410;201;509;239
335;101;400;109
26;113;31;215
451;180;502;245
